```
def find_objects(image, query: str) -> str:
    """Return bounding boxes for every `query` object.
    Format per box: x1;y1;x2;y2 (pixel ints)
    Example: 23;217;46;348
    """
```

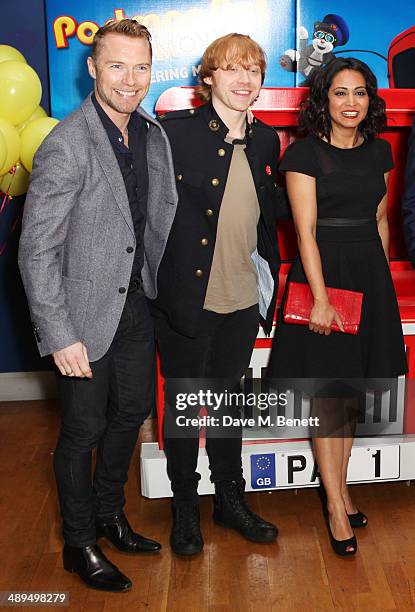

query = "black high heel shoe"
326;515;357;557
318;484;367;529
347;510;368;528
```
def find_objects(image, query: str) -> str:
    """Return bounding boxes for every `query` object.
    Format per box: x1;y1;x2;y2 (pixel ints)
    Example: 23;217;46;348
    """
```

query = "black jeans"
155;304;259;503
54;289;154;547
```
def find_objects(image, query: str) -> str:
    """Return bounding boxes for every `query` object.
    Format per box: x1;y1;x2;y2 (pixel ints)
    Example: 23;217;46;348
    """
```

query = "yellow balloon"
0;161;29;196
0;61;42;125
0;118;20;175
0;45;26;64
0;131;6;172
16;106;48;134
20;117;59;173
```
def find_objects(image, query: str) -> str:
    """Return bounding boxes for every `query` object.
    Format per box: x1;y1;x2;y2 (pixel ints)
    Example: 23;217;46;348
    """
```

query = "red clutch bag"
283;282;363;335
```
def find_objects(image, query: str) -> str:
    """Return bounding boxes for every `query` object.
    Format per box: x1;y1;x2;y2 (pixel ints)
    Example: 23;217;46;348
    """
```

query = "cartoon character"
280;14;350;79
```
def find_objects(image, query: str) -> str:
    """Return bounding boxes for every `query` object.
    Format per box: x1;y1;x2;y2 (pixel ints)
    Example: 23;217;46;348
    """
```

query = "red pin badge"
265;165;272;175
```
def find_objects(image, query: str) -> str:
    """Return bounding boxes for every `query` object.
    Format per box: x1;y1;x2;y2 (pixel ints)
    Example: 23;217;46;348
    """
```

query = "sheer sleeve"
279;137;321;178
376;138;394;173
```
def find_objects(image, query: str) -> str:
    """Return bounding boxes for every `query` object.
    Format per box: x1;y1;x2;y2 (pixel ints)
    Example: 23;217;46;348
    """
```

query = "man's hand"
53;342;93;378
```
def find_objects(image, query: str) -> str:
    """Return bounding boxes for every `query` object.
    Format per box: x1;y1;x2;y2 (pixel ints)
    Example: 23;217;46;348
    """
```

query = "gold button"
211;178;220;187
209;119;220;132
176;174;183;181
189;109;195;115
248;128;253;138
217;148;225;157
205;209;214;217
195;269;203;277
201;238;208;246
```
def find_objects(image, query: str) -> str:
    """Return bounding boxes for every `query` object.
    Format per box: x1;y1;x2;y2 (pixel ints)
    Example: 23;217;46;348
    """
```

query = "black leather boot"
63;543;131;591
96;512;161;553
213;480;278;543
170;502;204;556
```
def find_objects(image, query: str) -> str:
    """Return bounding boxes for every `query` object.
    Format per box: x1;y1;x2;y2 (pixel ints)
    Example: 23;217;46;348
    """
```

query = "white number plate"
347;445;400;482
273;445;400;487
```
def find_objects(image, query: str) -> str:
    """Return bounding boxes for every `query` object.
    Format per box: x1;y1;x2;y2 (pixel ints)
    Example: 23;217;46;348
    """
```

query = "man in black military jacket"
151;33;284;555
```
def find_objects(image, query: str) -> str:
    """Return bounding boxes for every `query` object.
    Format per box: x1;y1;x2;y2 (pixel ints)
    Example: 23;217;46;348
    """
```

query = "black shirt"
92;93;148;278
279;135;394;219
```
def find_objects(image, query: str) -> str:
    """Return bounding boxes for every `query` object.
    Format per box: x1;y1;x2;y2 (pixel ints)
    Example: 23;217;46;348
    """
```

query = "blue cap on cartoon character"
280;13;349;73
315;14;349;48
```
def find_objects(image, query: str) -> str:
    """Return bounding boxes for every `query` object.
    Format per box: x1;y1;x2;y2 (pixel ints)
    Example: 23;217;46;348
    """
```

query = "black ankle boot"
63;544;131;591
170;502;204;556
96;512;161;553
213;480;278;543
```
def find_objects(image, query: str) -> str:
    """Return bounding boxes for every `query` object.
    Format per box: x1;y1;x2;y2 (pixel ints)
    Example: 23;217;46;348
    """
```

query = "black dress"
267;135;407;394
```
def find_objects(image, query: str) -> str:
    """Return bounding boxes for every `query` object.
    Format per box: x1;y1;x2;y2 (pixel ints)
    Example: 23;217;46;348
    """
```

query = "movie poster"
45;0;415;119
290;1;415;88
45;0;294;117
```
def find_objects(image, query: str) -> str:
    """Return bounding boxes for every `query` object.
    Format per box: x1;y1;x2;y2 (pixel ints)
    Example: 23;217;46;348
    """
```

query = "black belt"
317;218;374;227
128;277;143;293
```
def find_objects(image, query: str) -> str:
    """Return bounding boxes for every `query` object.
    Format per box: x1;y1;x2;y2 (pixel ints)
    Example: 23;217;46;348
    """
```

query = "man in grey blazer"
19;19;177;592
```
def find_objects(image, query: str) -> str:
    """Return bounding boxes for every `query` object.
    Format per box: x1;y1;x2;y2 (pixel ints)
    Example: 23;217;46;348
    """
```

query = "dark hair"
299;57;386;141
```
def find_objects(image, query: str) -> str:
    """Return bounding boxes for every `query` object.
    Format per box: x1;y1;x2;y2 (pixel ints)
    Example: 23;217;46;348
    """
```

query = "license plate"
272;445;400;487
347;445;400;482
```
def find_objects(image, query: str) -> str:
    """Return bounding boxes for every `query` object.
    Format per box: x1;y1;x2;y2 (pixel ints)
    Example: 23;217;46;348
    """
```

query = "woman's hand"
309;300;345;335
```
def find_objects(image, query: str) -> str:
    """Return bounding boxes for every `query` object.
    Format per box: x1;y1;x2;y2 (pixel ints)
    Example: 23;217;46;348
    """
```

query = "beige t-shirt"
203;142;260;313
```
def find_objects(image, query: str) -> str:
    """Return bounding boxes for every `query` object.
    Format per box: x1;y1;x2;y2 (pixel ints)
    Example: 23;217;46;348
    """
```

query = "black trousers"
155;304;259;503
54;289;154;547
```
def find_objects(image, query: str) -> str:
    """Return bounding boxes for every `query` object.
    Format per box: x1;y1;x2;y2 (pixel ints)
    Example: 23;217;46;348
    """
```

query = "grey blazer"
18;94;178;361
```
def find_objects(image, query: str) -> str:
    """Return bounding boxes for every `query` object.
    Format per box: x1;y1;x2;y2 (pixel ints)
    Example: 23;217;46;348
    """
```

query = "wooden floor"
0;401;415;612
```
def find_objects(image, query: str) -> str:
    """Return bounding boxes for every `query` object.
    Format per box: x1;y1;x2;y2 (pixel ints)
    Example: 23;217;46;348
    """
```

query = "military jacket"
152;101;286;337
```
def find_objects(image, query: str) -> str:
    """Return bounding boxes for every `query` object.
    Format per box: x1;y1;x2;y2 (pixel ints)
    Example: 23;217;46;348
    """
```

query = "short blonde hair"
92;19;152;61
198;33;267;101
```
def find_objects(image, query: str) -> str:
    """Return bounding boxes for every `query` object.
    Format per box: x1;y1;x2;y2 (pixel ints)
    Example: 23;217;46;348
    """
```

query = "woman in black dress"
268;58;407;556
